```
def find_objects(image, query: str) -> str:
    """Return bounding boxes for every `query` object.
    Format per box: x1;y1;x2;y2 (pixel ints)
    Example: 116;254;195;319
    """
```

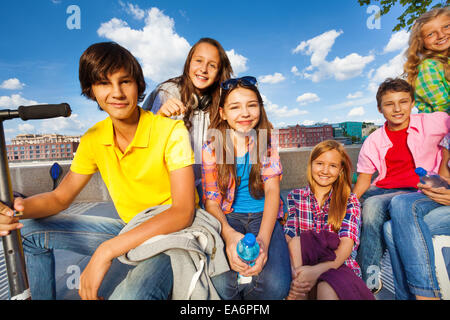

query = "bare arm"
205;199;249;274
246;176;280;276
98;165;195;261
352;173;373;199
16;170;92;219
79;165;196;300
439;148;450;180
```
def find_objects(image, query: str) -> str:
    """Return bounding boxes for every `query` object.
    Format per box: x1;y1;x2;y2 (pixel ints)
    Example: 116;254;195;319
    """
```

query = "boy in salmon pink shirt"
352;78;449;291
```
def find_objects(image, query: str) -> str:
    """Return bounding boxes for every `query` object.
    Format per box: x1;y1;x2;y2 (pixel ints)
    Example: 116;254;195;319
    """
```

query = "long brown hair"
403;7;450;88
208;83;273;199
307;140;353;232
158;38;233;130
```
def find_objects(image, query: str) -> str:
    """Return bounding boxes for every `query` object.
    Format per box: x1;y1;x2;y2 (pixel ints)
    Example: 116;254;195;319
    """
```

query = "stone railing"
9;145;362;201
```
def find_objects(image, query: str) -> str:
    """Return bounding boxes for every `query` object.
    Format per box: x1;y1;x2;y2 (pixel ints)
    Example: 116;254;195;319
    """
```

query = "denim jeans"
383;192;450;299
211;212;291;300
356;186;416;284
21;213;173;300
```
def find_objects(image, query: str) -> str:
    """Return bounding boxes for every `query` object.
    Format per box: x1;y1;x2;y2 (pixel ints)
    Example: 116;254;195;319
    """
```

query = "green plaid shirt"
414;57;449;114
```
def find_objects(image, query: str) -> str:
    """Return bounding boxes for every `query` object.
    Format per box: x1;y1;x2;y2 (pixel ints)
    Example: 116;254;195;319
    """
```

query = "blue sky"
0;0;423;142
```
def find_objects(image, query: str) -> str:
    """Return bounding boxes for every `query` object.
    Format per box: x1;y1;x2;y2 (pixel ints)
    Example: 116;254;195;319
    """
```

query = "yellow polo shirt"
70;108;195;223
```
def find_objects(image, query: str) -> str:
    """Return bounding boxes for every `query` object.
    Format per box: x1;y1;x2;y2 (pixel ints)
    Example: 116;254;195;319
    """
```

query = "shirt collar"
99;107;152;148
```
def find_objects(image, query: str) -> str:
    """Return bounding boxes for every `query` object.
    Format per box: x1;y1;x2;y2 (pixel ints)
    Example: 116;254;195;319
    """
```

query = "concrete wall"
279;145;361;190
9;145;362;201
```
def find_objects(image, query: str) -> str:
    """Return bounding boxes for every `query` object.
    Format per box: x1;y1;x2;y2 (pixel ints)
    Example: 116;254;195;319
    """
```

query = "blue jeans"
211;212;291;300
356;186;416;284
21;213;173;300
383;192;450;299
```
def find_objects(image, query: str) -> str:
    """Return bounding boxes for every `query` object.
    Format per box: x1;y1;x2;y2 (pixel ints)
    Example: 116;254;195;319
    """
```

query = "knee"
388;196;410;222
361;197;386;225
317;281;339;300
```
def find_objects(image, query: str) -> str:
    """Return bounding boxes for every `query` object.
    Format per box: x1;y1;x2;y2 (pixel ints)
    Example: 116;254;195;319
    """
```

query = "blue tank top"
232;152;266;213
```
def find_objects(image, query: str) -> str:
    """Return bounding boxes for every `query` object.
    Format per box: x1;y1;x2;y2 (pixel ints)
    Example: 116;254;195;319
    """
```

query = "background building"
7;134;80;162
275;124;334;149
339;121;363;142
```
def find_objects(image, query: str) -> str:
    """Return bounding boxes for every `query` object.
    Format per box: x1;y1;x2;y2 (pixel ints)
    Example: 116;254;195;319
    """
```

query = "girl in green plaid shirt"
403;7;449;113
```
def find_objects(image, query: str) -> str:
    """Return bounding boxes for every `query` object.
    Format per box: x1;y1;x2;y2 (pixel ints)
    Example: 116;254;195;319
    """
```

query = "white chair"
433;235;450;300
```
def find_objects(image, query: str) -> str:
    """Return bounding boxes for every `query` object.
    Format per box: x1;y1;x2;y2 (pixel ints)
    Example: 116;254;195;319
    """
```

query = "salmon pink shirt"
357;112;449;186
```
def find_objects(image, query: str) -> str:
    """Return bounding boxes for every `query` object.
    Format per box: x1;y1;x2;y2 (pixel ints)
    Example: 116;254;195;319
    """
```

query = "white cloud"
296;93;320;105
258;72;285;84
0;94;38;108
120;1;146;20
262;94;308;119
368;50;406;92
0;78;25;90
384;30;410;53
226;49;248;76
98;7;249;83
347;91;363;99
40;113;85;133
293;29;374;82
302;120;315;126
18;123;35;133
291;66;300;76
348;106;365;117
97;8;191;83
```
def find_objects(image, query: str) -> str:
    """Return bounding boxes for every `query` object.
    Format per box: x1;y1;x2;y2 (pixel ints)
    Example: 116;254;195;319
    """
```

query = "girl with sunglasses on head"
403;7;449;113
202;77;291;300
143;38;233;203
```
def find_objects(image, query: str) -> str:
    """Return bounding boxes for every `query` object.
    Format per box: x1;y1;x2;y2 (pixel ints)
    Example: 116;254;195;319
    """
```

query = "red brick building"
7;134;80;162
275;124;334;149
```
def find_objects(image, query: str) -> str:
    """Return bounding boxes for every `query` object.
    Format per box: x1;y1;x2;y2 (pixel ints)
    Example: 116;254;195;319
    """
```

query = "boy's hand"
157;98;186;117
418;183;450;206
0;198;24;236
79;243;113;300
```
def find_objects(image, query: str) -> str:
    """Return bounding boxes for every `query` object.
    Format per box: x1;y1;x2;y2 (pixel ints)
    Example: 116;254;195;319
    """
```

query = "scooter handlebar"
18;103;71;120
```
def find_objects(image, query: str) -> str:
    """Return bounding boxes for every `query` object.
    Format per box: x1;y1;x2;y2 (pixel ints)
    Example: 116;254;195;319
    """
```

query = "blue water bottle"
236;233;260;284
415;167;450;189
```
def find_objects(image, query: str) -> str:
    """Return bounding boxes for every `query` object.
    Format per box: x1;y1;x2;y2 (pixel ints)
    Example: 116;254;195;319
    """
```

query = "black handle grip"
18;103;71;120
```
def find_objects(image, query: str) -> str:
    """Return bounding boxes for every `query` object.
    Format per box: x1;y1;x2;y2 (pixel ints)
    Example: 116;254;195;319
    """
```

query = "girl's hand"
418;183;450;206
79;243;113;300
241;237;268;277
0;198;24;236
223;228;250;274
286;267;313;299
156;98;186;117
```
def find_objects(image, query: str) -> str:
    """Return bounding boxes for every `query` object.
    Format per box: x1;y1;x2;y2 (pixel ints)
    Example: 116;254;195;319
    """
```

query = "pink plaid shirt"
284;186;362;277
201;138;283;217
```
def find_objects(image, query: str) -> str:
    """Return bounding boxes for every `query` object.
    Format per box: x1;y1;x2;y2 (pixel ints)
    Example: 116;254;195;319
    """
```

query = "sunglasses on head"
220;76;258;90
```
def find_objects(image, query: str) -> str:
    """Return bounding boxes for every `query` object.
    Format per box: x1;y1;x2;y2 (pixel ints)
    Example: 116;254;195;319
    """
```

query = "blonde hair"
403;7;450;88
307;140;352;232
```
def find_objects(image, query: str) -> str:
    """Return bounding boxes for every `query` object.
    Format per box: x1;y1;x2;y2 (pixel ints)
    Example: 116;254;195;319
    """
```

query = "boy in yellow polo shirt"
0;42;196;300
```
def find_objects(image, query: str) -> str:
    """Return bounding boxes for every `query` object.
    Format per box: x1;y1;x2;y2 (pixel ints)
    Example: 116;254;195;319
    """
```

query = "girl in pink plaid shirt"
284;140;374;300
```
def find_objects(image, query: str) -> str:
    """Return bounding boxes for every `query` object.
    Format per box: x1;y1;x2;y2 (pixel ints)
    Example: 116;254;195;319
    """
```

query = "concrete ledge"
9;145;362;201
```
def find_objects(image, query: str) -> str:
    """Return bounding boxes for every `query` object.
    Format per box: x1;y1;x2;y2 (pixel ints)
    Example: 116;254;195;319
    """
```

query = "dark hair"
376;77;414;110
209;83;273;199
153;38;233;130
79;42;146;107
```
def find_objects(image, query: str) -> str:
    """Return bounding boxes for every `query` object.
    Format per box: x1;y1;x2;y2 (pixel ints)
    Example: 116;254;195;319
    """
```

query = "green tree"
358;0;450;31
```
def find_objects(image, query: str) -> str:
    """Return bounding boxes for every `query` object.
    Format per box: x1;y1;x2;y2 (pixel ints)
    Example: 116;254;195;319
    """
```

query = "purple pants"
300;230;375;300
